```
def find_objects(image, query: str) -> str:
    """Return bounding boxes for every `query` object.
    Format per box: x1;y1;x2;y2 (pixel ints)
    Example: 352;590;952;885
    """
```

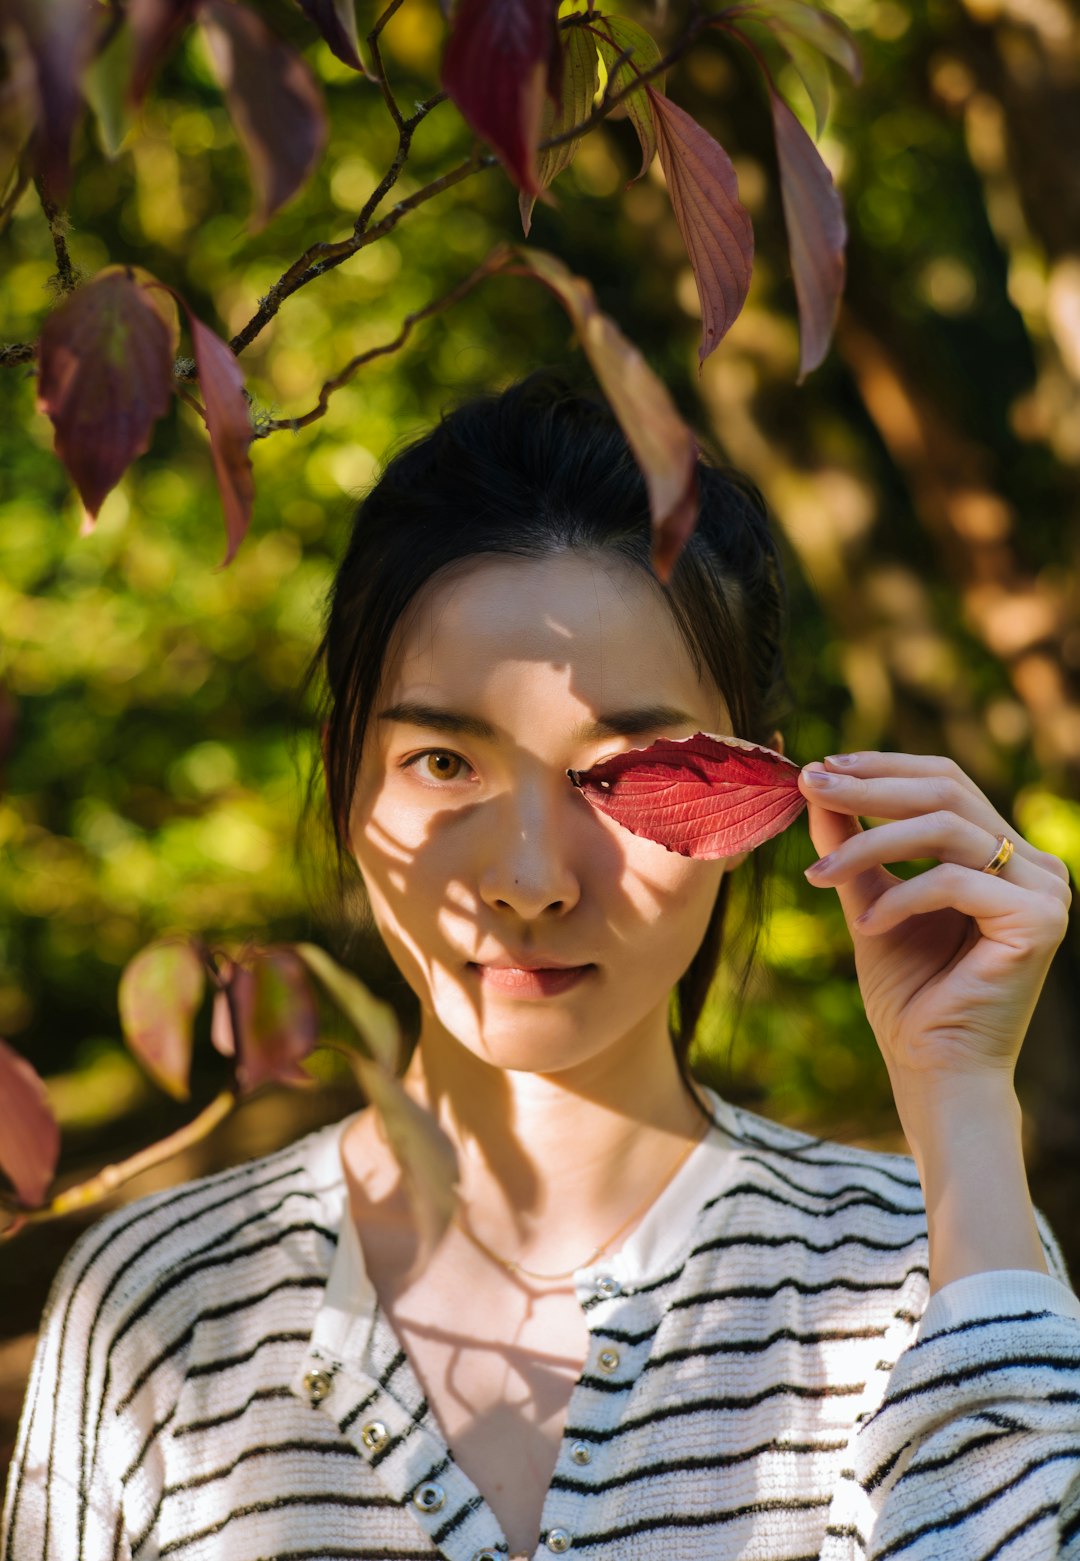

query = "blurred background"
2;0;1079;1488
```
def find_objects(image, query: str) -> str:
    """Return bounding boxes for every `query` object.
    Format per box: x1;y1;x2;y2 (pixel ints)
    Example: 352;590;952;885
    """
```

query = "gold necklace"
454;1114;711;1282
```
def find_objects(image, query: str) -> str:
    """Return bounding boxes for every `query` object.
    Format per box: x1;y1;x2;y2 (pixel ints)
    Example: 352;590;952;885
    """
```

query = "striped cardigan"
3;1088;1080;1560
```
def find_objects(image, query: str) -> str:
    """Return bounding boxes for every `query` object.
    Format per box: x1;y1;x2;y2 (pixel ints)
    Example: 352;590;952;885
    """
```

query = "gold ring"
980;834;1014;875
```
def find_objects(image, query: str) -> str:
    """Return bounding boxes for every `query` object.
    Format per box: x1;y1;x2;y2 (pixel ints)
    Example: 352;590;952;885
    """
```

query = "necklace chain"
454;1115;711;1282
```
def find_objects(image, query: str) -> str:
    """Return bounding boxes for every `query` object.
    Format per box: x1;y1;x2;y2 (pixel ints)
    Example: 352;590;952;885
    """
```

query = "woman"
3;370;1079;1561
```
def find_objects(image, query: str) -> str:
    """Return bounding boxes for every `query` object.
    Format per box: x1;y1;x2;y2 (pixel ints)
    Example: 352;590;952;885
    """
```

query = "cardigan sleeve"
0;1215;138;1561
825;1218;1080;1560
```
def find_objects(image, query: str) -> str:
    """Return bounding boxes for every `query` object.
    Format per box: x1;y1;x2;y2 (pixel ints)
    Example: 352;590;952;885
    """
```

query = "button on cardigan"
3;1087;1080;1560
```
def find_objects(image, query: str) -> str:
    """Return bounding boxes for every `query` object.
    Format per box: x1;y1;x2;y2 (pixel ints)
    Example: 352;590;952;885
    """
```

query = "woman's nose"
476;784;582;919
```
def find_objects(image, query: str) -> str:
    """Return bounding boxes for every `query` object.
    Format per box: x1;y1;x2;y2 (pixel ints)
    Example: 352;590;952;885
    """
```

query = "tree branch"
0;1086;238;1238
226;6;712;360
255;241;518;434
33;173;78;295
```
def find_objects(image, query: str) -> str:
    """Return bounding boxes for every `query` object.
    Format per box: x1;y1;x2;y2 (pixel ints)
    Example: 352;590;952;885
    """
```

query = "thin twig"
255;242;517;434
33;173;78;294
0;1086;238;1237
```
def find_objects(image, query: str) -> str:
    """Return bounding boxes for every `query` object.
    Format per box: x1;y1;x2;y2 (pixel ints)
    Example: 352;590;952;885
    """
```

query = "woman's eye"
403;749;473;785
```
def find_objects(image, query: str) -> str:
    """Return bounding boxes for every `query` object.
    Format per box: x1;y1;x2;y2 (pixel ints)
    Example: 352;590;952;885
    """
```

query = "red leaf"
506;244;699;581
126;0;200;105
568;732;805;858
147;280;255;565
198;0;328;230
228;947;320;1095
36;265;175;524
118;938;207;1101
646;87;754;373
769;81;846;382
293;0;377;79
187;309;255;567
441;0;561;199
0;1038;60;1209
3;0;101;201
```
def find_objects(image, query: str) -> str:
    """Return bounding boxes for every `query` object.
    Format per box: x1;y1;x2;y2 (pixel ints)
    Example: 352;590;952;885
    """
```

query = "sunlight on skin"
343;550;783;1229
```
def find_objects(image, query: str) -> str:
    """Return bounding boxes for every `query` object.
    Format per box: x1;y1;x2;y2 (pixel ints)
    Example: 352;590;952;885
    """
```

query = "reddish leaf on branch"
199;0;328;230
519;22;598;238
588;15;666;186
186;307;255;567
126;0;201;106
118;938;207;1101
2;0;101;200
568;732;805;858
768;81;846;382
213;946;320;1095
441;0;563;199
0;1038;60;1209
647;88;754;373
294;0;377;79
505;243;699;581
36;265;176;526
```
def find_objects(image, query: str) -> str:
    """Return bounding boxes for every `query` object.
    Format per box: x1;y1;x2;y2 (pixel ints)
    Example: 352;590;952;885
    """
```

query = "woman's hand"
798;751;1072;1088
798;749;1073;1289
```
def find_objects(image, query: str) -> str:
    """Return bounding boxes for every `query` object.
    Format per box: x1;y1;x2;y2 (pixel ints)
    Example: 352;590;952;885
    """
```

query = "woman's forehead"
380;552;716;712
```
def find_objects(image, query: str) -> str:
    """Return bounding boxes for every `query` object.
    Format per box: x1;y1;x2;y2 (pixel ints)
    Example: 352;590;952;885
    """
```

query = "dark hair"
297;368;796;1085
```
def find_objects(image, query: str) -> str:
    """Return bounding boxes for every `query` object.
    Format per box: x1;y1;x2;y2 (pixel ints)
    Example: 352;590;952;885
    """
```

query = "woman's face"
346;550;745;1076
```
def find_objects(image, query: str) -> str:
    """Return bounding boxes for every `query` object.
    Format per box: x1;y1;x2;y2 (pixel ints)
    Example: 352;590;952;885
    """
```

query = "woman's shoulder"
706;1088;927;1212
38;1112;350;1350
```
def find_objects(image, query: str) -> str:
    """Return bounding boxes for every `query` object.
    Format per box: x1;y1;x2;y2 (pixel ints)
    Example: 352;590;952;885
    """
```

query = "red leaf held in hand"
118;938;207;1101
769;82;846;382
647;87;754;373
0;1038;60;1209
199;0;328;230
567;732;805;859
441;0;562;198
36;265;176;525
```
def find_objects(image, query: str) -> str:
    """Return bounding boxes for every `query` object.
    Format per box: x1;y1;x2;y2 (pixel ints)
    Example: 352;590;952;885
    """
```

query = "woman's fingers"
804;810;1072;906
850;861;1070;943
799;753;1068;885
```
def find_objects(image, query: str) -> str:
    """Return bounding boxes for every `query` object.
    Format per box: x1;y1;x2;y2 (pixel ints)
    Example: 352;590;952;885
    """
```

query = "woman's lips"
468;964;594;997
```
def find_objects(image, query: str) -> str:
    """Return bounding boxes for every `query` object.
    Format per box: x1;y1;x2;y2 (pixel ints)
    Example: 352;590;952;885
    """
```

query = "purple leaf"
0;1038;60;1209
441;0;562;198
3;0;101;201
36;266;176;525
199;0;328;230
646;86;754;372
293;0;376;78
227;947;320;1095
568;731;805;858
118;938;206;1101
769;80;846;382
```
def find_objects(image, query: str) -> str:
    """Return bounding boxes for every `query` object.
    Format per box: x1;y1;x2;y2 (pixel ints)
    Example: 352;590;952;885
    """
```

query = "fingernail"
805;853;833;878
802;769;837;787
826;753;859;766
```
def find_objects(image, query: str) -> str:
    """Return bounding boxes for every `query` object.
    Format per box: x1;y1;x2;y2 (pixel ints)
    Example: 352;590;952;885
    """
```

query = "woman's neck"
395;1010;708;1272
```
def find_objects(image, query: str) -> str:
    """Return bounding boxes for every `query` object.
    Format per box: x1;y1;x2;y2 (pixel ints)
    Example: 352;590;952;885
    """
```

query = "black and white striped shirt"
4;1087;1080;1560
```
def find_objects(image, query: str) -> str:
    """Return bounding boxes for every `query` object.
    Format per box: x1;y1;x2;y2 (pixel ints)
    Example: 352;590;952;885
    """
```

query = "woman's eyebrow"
377;700;699;742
